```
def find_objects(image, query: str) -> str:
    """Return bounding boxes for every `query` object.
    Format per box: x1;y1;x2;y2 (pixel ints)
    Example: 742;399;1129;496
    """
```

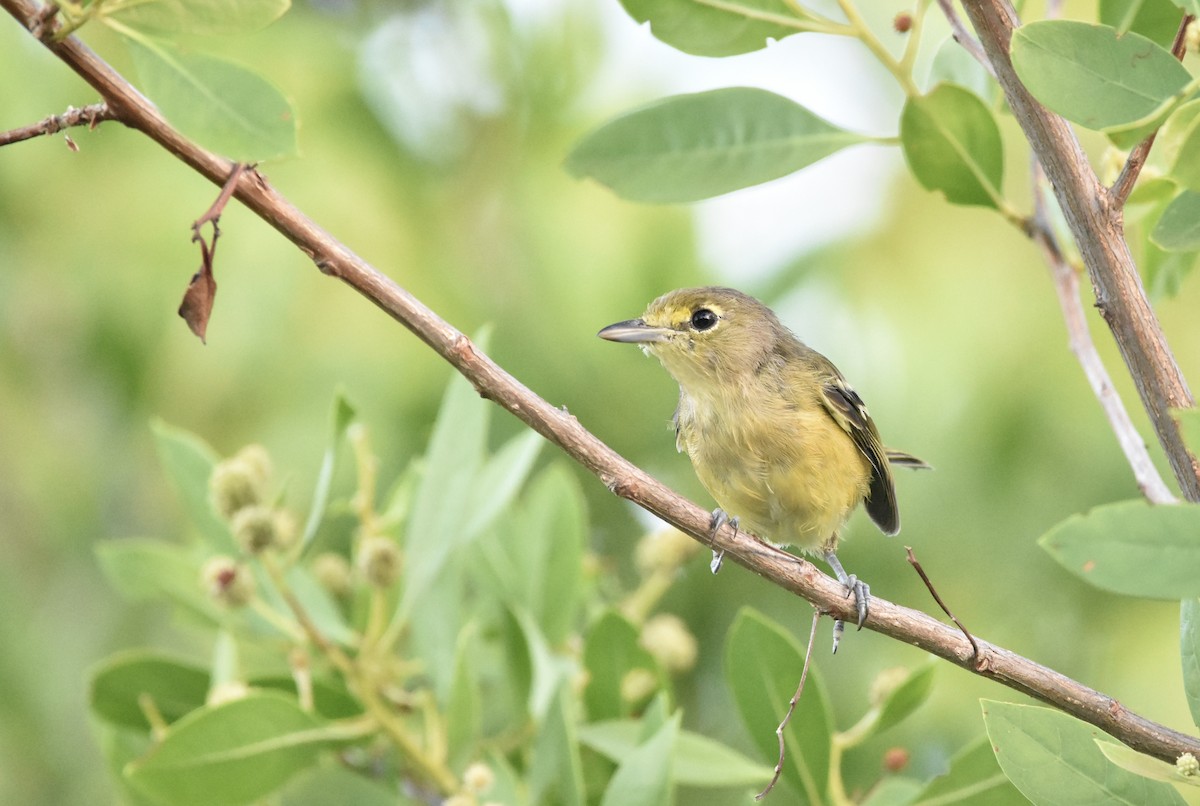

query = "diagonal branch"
4;0;1200;766
961;0;1200;502
0;101;117;146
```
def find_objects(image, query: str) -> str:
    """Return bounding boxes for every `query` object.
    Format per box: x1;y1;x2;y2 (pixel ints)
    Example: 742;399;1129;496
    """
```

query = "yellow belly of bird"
678;391;871;553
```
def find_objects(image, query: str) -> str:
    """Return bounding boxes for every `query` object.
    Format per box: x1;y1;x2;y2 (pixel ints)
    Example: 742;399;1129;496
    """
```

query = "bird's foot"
708;509;739;575
823;551;870;653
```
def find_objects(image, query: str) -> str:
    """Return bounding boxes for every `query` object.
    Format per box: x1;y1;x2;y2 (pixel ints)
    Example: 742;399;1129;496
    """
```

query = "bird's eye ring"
691;308;718;331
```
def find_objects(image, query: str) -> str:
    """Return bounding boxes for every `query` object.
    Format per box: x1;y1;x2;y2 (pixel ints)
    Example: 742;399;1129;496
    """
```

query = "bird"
598;286;926;649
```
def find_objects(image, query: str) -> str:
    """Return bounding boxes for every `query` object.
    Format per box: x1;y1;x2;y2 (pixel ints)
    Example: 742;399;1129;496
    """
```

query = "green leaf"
446;624;483;771
911;735;1026;805
599;713;680;806
981;700;1186;805
280;764;416;806
566;87;869;203
872;659;937;739
618;0;804;57
1169;0;1200;16
1178;408;1200;458
249;676;362;721
523;466;586;644
1010;21;1193;139
1152;191;1200;251
580;720;772;788
1166;110;1200;191
583;610;659;722
123;33;297;161
1099;0;1187;43
95;538;221;624
151;420;234;552
126;692;329;806
529;683;586;806
463;428;543;539
1182;598;1200;728
862;777;921;806
90;651;210;731
1096;739;1200;786
1039;499;1200;598
725;607;830;802
103;0;290;35
300;392;356;552
1141;233;1198;295
900;83;1005;208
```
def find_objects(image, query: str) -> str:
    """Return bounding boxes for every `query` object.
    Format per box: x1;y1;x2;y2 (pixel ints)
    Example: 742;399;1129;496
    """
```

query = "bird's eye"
691;308;718;331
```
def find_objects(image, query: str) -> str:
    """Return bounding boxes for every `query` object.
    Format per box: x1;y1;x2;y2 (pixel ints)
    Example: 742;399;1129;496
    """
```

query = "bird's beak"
598;318;669;344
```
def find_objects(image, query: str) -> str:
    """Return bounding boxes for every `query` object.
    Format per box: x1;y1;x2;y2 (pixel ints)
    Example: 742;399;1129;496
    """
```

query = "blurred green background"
2;1;1199;803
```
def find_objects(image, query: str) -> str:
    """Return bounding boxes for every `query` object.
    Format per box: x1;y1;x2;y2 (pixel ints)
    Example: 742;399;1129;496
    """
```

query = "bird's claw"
823;551;870;652
708;509;738;576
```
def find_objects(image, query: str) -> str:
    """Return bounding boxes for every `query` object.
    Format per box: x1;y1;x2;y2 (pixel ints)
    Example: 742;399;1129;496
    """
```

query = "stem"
836;0;920;96
898;0;932;76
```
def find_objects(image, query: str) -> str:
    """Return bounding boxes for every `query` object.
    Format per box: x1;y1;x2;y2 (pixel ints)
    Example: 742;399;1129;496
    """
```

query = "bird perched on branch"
599;287;926;650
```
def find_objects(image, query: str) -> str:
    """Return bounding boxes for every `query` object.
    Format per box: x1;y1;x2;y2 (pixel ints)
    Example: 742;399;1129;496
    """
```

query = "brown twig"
179;163;249;343
5;0;1200;765
756;608;822;801
0;101;117;147
905;546;978;662
961;0;1200;502
934;0;995;78
1109;14;1195;207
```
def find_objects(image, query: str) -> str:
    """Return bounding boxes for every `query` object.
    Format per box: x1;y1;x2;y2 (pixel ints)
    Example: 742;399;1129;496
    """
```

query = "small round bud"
883;747;910;772
639;613;698;674
201;555;255;608
869;667;910;707
235;443;273;489
209;458;262;520
619;667;657;705
357;535;402;588
312;552;353;597
272;509;298;549
463;762;495;794
1186;19;1200;53
893;12;912;33
232;505;279;554
635;528;699;575
207;681;250;706
1177;752;1199;777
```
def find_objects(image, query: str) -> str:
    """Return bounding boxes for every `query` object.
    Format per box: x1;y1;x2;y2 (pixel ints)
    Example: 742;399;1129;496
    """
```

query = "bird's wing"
820;378;900;536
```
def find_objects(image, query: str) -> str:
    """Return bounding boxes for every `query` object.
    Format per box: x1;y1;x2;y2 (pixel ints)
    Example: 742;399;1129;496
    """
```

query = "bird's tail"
886;449;932;470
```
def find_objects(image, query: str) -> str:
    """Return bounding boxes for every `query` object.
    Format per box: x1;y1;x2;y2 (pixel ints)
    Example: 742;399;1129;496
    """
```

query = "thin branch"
905;546;978;661
934;0;995;78
0;101;117;146
5;0;1200;765
757;608;821;801
1110;14;1195;207
1030;164;1177;504
961;0;1200;502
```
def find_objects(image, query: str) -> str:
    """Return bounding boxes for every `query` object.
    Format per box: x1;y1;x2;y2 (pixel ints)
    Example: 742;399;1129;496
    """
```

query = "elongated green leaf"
524;466;586;644
599;713;680;806
872;660;937;739
580;720;772;788
127;693;328;806
300;392;356;552
446;624;483;770
1099;0;1186;43
911;735;1026;805
567;87;869;203
725;607;830;802
1039;499;1200;598
900;83;1004;208
618;0;804;57
529;683;586;806
104;0;290;35
1096;740;1200;786
281;764;416;806
124;34;297;161
1183;599;1200;728
1010;21;1192;136
90;652;210;731
583;610;659;721
96;539;222;624
151;420;234;552
981;700;1186;805
463;428;543;539
1152;191;1200;251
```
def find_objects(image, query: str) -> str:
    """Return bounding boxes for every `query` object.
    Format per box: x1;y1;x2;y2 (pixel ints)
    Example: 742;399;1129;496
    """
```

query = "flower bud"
312;552;353;597
635;528;699;575
1178;752;1199;777
639;613;698;674
463;762;495;794
357;535;402;588
619;667;657;705
232;505;279;554
207;681;250;706
201;555;255;608
209;458;262;520
235;443;273;489
883;747;910;772
1186;19;1200;53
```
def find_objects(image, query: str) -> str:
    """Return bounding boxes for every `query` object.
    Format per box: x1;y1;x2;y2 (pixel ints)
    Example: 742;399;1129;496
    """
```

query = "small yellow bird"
599;287;925;644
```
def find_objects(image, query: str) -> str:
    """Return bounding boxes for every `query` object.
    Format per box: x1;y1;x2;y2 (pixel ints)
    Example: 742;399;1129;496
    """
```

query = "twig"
756;608;821;801
0;101;116;146
905;546;978;662
961;0;1200;501
1110;14;1195;208
179;163;248;342
1029;165;1177;504
934;0;995;78
6;0;1200;765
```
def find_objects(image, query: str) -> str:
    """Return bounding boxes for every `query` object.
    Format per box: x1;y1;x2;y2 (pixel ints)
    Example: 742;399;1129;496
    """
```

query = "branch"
5;0;1200;765
961;0;1200;501
0;101;117;146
